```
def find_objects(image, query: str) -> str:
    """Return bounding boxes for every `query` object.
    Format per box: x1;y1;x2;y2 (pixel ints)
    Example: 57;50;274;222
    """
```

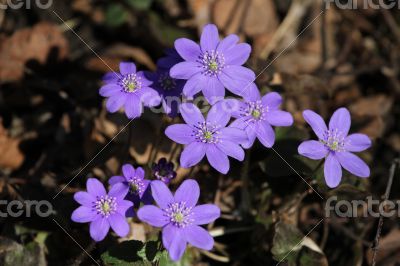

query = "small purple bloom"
165;102;248;174
71;178;133;242
229;84;293;148
137;180;220;261
298;108;371;188
100;62;161;119
170;24;255;104
147;49;185;117
152;158;176;184
109;164;152;215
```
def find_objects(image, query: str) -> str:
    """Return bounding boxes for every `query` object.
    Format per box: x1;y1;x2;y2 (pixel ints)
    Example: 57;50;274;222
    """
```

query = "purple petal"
165;124;195;144
109;176;125;185
243;125;257;149
203;77;225;105
117;199;134;216
162;224;177;249
89;217;110;242
225;99;246;118
345;134;371;152
192;204;221;225
168;229;187;261
100;84;121;97
87;178;106;197
109;213;130;237
136;87;161;107
219;127;248;143
216;34;239;53
180;142;207;168
174;179;200;207
179;103;205;125
71;206;98;223
329;107;351;136
243;83;261;102
261;92;282;110
136;71;153;87
182;73;206;98
136;167;145;179
120;62;136;75
206;101;231;127
200;24;219;52
137;205;168;227
151;180;174;209
102;72;120;84
109;183;129;200
175;38;201;62
298;140;328;160
225;43;251;65
303;110;328;140
217;141;244;161
74;192;95;207
124;95;142;119
185;225;214;250
122;164;135;178
170;62;201;79
324;153;342;188
336;152;370;178
219;66;255;96
106;94;127;113
256;121;275;148
206;145;229;174
266;110;293;127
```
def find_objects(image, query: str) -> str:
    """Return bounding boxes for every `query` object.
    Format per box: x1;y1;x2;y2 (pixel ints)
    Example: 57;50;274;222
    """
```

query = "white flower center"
120;73;142;93
95;195;117;217
193;121;220;144
164;202;193;228
199;50;225;76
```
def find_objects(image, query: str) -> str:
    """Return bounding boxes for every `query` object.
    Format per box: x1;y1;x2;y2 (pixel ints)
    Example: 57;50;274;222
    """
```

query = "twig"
371;158;399;266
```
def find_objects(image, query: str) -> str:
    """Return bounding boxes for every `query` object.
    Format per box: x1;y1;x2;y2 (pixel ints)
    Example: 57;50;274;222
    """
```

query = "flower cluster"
71;22;373;263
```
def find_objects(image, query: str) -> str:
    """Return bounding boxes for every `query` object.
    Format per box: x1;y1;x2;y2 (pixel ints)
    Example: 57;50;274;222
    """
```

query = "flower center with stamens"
199;50;225;77
243;101;265;122
158;73;176;91
164;202;193;228
120;74;142;93
321;129;345;152
95;195;117;217
193;121;220;144
127;177;145;195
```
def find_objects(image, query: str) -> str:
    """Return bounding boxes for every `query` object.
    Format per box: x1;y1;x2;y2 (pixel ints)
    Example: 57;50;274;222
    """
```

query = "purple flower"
229;84;293;148
170;24;255;104
152;158;176;184
147;49;185;117
71;178;133;242
298;108;371;188
165;102;248;174
137;180;220;261
100;62;161;119
109;164;152;214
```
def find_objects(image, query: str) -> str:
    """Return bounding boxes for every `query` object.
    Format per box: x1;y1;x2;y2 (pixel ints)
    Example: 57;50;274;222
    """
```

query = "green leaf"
271;222;303;263
101;240;151;266
105;4;129;28
126;0;153;10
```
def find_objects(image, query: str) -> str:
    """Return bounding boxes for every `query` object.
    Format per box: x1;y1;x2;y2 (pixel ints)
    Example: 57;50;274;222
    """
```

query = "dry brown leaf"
349;94;393;117
0;119;24;170
86;44;156;73
0;22;68;82
213;0;278;37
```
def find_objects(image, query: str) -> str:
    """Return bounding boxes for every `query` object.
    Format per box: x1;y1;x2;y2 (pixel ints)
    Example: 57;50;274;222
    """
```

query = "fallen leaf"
0;22;68;82
0;119;24;170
